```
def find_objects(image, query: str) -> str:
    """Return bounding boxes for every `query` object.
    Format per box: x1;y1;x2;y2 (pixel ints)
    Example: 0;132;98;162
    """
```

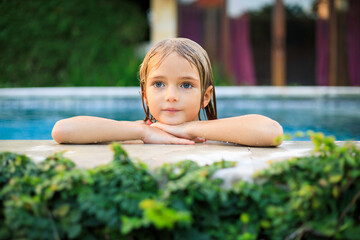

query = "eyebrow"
147;76;163;81
180;76;200;81
148;75;200;81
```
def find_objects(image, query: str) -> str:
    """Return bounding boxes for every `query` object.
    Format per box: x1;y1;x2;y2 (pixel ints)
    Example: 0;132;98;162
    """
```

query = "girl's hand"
151;122;206;143
142;124;195;145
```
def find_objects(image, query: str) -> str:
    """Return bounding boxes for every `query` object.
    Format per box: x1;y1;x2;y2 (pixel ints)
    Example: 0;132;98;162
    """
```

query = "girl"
52;38;283;146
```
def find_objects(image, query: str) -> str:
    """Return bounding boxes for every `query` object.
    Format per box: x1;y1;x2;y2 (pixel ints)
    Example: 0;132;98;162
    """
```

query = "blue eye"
154;81;164;88
181;82;192;89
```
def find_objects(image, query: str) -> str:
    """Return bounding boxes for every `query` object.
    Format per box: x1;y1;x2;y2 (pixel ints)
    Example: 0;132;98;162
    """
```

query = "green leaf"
260;220;271;229
67;223;82;239
329;174;342;183
140;199;192;229
240;213;250;224
237;232;256;240
332;186;339;198
53;204;70;217
121;216;147;234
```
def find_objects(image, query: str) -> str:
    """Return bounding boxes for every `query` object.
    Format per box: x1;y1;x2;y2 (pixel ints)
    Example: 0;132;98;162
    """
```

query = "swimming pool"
1;87;359;141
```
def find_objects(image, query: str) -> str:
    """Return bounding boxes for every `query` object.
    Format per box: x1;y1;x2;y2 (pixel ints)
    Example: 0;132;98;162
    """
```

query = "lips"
163;108;180;113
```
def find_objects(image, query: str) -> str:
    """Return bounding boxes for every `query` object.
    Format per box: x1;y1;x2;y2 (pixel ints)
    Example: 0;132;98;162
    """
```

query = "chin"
159;118;197;125
160;121;183;125
157;118;185;125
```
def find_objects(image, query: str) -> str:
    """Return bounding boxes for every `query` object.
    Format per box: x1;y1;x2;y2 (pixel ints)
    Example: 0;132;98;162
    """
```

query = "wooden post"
150;0;177;44
271;0;286;86
220;0;231;77
203;7;219;63
328;0;349;86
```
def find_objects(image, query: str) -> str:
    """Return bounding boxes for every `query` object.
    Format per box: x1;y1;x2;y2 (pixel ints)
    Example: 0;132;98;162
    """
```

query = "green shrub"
0;0;147;87
0;133;359;239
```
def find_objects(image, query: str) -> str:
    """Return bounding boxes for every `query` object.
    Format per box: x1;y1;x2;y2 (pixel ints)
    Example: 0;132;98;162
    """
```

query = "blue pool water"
1;89;360;141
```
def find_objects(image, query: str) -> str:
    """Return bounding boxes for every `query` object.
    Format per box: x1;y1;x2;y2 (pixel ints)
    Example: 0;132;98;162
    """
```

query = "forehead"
148;52;199;76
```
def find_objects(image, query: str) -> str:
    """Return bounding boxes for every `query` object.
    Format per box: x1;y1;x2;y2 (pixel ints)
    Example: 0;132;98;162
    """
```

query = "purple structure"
230;14;256;85
347;0;360;85
316;19;329;86
178;3;203;46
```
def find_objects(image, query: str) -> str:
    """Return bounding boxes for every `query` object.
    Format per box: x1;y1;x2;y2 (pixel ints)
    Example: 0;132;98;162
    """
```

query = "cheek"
145;87;154;106
146;91;160;113
186;93;202;114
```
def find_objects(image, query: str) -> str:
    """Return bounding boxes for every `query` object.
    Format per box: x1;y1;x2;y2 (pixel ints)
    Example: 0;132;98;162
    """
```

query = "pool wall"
1;86;359;113
1;86;359;98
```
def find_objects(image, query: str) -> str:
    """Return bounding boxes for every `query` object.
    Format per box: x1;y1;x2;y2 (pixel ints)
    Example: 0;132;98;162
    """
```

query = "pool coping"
1;140;359;187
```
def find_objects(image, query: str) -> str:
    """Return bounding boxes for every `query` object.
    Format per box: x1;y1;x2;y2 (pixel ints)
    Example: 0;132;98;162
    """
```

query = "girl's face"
145;52;212;125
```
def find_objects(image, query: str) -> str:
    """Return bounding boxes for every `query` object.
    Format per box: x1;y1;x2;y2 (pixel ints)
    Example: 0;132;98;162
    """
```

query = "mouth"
163;108;180;113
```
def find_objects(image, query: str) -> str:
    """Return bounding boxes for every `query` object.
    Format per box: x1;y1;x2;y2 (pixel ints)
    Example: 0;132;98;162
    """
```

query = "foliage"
0;0;147;87
0;133;359;239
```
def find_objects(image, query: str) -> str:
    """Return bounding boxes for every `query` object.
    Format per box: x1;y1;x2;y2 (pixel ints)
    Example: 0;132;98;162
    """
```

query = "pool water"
1;94;359;141
218;97;360;141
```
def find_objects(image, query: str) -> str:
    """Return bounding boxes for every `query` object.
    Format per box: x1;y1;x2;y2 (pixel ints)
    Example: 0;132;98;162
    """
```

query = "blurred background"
1;0;359;88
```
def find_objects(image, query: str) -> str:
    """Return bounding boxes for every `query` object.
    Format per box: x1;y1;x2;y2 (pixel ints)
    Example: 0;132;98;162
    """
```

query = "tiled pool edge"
1;86;360;98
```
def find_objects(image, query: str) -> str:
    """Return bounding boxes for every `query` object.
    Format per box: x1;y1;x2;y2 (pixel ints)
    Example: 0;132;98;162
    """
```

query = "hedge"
0;0;147;87
0;133;359;239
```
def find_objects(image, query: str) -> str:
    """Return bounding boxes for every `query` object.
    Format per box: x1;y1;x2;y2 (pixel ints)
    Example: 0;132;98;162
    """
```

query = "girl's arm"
52;116;195;144
151;114;284;147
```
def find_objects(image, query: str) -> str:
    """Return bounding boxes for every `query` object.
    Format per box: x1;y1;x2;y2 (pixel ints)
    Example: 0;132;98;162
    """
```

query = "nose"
165;86;179;102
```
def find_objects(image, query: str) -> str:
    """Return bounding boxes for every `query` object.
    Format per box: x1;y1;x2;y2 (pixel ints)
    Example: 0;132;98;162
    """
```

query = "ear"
202;85;213;108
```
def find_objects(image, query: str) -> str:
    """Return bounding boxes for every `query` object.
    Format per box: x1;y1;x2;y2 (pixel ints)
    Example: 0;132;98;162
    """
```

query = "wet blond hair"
139;38;217;122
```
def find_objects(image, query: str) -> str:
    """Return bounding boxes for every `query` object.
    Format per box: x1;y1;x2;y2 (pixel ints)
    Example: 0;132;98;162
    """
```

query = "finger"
173;140;195;145
193;137;206;143
169;137;195;145
151;124;178;136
